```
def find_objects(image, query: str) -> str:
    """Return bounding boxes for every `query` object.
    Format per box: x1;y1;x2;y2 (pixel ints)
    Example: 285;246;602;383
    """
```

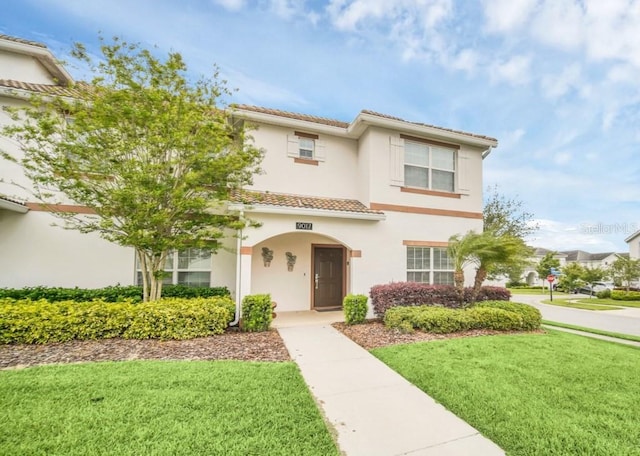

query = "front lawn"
373;331;640;456
0;361;339;456
540;298;623;310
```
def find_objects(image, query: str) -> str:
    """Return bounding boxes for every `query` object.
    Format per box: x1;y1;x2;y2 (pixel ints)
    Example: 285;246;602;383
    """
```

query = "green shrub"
611;290;640;301
473;300;541;330
343;294;368;325
241;294;272;332
596;289;612;299
384;301;541;334
0;285;230;303
0;296;234;344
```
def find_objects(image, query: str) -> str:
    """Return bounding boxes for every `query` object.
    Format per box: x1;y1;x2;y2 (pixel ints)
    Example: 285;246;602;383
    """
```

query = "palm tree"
471;233;531;302
447;231;483;306
448;231;532;306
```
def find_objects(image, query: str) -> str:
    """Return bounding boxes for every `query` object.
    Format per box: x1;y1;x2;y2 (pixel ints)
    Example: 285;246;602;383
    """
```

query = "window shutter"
457;150;471;194
389;136;405;186
314;139;326;161
287;135;299;158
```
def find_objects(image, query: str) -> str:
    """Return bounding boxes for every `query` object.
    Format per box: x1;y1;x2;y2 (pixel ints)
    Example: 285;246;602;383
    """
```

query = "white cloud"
482;0;537;33
530;0;585;51
553;152;572;166
490;55;532;85
526;219;622;252
214;0;246;11
540;63;582;99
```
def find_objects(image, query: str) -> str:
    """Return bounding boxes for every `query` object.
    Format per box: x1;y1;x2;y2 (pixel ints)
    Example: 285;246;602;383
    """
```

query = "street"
514;294;640;337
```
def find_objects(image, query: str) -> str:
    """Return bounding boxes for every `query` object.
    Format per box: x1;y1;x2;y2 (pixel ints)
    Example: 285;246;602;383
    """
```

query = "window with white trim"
136;248;212;287
406;246;454;285
287;131;325;162
403;140;456;192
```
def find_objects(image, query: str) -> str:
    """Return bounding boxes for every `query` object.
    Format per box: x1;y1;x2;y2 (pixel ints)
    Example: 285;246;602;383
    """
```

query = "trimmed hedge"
369;282;511;317
0;285;230;303
0;296;235;344
241;294;273;332
343;294;368;325
384;300;540;334
611;290;640;301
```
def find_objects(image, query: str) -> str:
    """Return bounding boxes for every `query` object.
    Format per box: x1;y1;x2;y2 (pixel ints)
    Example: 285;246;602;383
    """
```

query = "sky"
2;0;639;253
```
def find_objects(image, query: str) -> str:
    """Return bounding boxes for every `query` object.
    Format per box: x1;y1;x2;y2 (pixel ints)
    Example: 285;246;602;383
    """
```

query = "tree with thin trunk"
609;255;640;292
536;252;560;288
559;262;584;293
1;37;262;301
581;265;609;298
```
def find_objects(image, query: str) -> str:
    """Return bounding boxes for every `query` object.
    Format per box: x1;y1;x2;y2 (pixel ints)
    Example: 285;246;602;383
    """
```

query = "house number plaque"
295;222;313;230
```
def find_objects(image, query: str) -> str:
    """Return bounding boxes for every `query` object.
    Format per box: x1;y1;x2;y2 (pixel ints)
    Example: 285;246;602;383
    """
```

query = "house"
625;230;640;260
560;250;623;269
520;248;568;286
0;34;498;312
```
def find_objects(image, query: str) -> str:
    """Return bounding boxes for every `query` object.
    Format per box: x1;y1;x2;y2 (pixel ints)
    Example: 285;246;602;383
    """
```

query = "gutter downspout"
229;206;244;327
481;146;493;159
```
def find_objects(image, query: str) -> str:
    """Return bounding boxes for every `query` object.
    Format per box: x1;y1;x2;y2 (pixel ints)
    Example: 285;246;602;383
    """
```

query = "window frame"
135;248;212;287
400;134;458;193
406;246;455;285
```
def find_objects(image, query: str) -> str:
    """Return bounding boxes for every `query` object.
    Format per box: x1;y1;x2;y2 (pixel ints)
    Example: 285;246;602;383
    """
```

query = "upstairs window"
287;131;325;163
404;140;456;192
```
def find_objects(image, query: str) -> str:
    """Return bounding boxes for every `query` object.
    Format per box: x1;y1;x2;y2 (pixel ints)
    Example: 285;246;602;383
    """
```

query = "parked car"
576;282;614;295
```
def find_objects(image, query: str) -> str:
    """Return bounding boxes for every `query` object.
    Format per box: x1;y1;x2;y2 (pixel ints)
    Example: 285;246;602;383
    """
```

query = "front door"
313;246;345;309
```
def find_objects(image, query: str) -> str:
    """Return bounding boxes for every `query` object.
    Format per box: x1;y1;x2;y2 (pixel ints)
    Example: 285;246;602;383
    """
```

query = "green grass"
373;331;640;456
508;288;569;296
0;361;339;456
540;298;623;310
581;298;640;308
542;319;640;343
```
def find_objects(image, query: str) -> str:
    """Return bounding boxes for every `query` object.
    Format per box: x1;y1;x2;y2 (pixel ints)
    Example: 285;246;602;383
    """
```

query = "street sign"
547;275;555;283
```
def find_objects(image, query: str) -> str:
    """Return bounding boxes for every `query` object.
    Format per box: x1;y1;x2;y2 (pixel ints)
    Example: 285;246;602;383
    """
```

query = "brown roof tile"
231;189;382;215
0;34;47;49
233;104;350;128
235;104;496;143
0;194;27;206
0;79;85;97
361;110;498;142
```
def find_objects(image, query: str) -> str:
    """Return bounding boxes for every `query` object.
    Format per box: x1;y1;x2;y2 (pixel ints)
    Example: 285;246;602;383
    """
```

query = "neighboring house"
560;250;624;269
626;229;640;260
520;248;568;286
0;34;498;312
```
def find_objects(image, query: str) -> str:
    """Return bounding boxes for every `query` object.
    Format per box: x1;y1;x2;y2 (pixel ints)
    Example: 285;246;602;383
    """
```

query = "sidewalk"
277;322;505;456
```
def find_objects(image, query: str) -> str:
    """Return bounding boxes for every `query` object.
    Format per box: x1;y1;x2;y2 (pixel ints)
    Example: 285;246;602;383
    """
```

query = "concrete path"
277;322;504;456
542;324;640;348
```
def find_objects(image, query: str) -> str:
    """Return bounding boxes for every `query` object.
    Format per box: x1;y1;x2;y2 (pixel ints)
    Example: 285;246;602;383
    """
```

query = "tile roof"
0;194;27;206
361;110;498;142
233;104;350;128
230;189;383;215
0;79;84;97
0;34;47;48
234;104;497;142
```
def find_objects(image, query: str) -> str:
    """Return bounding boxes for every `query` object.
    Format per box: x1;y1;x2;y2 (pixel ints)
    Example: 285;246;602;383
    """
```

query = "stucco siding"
0;50;56;85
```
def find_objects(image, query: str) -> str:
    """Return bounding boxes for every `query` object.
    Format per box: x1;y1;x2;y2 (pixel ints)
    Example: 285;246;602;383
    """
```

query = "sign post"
547;274;555;302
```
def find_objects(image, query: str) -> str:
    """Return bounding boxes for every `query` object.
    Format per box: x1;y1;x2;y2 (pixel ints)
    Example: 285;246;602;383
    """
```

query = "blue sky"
2;0;639;253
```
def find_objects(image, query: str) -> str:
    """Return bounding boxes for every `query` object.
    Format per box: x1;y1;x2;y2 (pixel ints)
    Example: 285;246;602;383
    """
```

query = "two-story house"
0;34;498;312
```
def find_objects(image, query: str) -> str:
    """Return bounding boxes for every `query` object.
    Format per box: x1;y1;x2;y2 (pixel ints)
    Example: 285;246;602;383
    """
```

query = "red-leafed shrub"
370;282;511;317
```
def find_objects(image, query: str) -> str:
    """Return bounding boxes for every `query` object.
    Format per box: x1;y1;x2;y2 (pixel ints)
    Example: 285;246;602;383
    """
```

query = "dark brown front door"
313;246;345;309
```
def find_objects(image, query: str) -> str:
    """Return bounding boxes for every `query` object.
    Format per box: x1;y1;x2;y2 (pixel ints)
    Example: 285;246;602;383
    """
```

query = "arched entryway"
247;232;352;312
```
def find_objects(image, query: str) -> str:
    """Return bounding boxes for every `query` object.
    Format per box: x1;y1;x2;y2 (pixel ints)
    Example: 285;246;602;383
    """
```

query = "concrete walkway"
277;320;505;456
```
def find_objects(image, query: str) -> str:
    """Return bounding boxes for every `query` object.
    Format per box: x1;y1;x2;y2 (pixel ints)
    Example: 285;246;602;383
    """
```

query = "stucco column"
239;246;253;302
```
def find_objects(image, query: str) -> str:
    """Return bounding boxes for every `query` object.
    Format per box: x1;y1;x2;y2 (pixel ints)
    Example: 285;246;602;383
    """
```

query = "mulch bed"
0;321;543;369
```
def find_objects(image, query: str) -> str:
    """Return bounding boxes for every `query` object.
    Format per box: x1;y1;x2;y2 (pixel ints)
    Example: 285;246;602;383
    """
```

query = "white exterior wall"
628;235;640;259
249;123;360;199
0;50;56;84
365;127;484;213
0;209;238;291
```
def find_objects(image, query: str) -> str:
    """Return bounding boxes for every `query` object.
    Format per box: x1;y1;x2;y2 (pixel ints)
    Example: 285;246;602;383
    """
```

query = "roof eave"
230;203;386;221
0;39;74;85
349;112;499;148
624;229;640;243
0;198;29;213
232;108;349;137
